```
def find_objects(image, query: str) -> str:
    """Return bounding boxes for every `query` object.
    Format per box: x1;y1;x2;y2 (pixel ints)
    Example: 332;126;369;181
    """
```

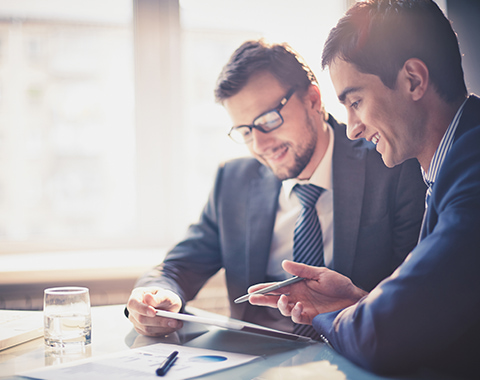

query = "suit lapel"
245;165;281;287
420;95;480;239
453;95;480;140
330;117;367;277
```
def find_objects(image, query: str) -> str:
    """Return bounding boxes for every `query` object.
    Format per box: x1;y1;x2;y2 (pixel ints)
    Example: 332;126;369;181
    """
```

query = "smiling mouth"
263;145;288;162
371;133;380;145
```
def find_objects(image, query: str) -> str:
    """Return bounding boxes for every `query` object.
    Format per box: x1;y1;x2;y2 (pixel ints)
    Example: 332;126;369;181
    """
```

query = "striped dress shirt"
421;99;468;207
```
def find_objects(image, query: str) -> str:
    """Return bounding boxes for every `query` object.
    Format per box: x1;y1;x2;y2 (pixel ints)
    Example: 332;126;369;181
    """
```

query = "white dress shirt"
266;124;334;280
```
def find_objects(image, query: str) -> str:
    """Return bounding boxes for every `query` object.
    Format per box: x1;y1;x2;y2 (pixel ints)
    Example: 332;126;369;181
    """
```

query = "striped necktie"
292;184;325;340
293;184;325;267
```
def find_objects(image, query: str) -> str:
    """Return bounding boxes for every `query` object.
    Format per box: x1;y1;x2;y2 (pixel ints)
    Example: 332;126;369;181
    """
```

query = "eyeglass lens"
229;88;294;143
230;110;282;143
254;110;283;131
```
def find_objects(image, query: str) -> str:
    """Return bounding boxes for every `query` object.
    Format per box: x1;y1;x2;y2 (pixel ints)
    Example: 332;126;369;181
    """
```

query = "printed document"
23;342;259;379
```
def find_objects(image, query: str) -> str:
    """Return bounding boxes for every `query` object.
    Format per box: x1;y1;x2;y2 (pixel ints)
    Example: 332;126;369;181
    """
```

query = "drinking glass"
43;287;92;348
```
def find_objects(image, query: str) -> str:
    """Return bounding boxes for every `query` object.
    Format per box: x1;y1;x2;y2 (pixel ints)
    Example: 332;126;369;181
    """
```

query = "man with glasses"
125;39;426;338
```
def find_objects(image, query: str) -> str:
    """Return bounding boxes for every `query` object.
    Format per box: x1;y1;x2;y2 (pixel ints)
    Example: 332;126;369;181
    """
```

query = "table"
0;305;455;379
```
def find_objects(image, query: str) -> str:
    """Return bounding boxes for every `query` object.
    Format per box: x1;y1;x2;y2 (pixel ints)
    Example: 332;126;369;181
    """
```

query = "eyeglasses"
228;88;296;144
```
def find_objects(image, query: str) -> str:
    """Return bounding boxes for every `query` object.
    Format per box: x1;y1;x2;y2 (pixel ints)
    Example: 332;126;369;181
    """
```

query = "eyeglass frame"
227;87;296;144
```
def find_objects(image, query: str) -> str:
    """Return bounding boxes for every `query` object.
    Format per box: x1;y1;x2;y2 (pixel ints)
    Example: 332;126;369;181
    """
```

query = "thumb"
144;290;182;313
143;292;163;308
282;260;319;279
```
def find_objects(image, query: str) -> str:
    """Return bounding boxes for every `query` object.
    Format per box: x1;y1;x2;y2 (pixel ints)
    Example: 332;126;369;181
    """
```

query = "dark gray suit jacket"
136;115;426;328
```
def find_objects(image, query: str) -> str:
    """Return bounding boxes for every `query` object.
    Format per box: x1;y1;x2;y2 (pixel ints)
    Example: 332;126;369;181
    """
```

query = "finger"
144;291;182;314
144;293;164;310
248;282;278;294
138;312;183;330
132;318;181;337
128;290;182;327
282;260;325;280
145;312;183;330
129;307;183;336
248;293;281;308
277;294;294;317
140;294;183;330
290;302;304;324
127;294;156;318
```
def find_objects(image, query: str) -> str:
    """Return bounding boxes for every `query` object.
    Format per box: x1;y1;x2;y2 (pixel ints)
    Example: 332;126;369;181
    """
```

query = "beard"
263;114;318;181
268;142;316;180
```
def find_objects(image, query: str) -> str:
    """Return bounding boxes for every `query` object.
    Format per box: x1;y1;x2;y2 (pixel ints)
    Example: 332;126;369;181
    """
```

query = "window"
0;0;347;254
0;0;136;252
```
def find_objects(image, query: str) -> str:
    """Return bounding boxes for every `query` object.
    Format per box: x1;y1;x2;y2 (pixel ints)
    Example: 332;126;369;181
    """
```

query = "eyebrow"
338;86;362;104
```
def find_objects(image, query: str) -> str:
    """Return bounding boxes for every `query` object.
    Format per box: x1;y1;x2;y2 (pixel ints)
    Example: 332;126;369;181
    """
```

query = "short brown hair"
215;39;317;103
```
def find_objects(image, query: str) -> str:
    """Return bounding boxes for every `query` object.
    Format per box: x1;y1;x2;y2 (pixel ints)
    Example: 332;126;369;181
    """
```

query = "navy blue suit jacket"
136;115;426;330
313;96;480;378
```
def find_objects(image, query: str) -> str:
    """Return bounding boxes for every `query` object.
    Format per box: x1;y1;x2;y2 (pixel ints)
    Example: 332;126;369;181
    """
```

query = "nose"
346;112;366;141
250;128;274;154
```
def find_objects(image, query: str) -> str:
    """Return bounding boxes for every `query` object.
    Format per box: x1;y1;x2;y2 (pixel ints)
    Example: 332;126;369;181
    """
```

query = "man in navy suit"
126;40;426;339
249;0;480;377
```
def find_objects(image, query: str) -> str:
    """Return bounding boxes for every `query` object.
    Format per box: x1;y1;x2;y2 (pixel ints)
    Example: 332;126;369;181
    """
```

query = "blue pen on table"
234;276;305;304
156;350;178;377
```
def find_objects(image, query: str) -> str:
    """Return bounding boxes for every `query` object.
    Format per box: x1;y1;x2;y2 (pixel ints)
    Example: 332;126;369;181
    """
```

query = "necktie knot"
294;184;324;209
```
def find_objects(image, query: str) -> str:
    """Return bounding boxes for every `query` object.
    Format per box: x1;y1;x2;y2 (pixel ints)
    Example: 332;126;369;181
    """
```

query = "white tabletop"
0;304;455;379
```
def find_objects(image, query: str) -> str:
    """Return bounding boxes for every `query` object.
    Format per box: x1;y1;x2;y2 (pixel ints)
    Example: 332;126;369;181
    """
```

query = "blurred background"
0;0;477;314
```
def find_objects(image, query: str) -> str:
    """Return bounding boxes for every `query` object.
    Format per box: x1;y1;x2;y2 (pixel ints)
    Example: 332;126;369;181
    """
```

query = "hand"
248;260;367;325
126;287;183;336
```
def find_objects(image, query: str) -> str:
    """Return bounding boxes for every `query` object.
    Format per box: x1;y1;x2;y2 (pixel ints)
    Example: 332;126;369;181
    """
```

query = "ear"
305;84;322;111
402;58;429;101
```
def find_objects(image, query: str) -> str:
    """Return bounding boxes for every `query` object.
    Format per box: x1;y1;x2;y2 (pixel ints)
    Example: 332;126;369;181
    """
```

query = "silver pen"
234;276;305;304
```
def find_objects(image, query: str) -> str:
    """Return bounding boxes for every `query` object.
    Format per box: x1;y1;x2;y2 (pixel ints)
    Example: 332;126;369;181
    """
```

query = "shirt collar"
282;123;334;199
421;98;468;189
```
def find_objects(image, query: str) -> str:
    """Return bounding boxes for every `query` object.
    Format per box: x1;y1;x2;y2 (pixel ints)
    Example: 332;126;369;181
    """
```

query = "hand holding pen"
246;260;368;326
234;276;305;304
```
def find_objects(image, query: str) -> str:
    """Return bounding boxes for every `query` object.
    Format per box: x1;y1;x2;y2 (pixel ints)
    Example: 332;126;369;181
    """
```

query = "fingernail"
147;309;156;317
168;320;177;328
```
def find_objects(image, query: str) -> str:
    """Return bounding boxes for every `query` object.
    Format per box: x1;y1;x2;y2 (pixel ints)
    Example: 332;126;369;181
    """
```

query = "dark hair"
214;39;317;103
321;0;467;103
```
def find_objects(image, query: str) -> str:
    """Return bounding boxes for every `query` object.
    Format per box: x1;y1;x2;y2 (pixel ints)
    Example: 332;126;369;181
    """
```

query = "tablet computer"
155;309;311;342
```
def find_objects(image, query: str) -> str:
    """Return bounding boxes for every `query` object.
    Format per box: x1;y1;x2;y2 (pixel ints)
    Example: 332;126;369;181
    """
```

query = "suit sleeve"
134;165;225;305
313;128;480;375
